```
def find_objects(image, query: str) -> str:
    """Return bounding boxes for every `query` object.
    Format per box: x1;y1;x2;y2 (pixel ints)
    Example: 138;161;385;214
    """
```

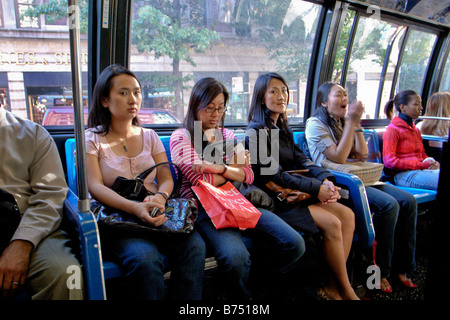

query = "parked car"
42;108;180;126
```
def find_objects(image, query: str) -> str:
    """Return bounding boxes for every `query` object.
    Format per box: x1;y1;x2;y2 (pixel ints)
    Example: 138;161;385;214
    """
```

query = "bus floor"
209;204;433;301
104;204;433;301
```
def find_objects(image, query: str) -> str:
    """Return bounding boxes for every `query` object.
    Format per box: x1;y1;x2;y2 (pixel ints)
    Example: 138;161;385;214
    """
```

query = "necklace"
120;138;128;152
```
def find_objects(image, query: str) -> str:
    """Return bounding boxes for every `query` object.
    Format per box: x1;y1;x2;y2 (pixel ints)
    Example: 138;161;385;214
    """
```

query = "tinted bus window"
439;53;450;93
396;29;437;95
129;0;322;126
335;13;401;119
332;9;440;119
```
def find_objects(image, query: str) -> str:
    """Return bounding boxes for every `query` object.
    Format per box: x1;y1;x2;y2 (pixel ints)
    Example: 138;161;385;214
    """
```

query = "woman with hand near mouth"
383;90;440;191
305;82;418;294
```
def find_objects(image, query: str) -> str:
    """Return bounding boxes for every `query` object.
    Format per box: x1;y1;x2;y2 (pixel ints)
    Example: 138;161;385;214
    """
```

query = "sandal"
316;287;331;300
399;274;417;288
380;278;392;293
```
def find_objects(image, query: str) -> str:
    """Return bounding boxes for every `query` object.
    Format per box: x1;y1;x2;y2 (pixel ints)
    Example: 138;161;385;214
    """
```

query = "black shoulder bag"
96;162;197;234
0;188;21;254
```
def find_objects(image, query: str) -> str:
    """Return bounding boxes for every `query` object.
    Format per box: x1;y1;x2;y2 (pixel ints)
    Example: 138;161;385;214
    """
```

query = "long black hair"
312;81;345;142
88;64;142;134
384;90;418;120
182;77;229;145
247;72;290;133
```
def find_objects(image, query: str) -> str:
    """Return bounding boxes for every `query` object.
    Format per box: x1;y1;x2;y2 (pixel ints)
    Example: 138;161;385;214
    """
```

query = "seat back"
363;129;382;163
366;129;437;204
65;138;78;195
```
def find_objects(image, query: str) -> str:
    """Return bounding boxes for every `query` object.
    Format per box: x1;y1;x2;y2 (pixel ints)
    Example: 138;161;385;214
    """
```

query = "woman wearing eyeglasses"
170;77;305;299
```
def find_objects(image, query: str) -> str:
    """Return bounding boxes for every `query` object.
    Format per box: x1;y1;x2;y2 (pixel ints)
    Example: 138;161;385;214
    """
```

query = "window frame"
325;1;448;120
88;0;450;132
15;0;40;29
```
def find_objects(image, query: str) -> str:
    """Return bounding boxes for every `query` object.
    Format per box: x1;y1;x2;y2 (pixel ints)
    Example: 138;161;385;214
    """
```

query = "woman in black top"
245;73;358;300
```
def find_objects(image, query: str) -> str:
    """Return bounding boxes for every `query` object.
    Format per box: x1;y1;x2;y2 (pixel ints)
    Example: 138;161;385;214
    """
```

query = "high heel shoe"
399;276;417;288
380;278;392;293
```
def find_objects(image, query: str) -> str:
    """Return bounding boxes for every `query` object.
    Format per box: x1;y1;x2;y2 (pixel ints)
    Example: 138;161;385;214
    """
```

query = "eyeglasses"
204;106;227;113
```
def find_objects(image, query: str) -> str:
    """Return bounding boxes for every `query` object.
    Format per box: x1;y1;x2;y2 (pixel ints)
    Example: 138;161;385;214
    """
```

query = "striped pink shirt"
170;128;254;206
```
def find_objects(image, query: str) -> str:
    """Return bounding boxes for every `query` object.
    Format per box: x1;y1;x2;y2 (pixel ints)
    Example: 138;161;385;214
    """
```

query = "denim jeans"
366;183;418;278
196;207;305;299
394;169;439;190
103;230;206;300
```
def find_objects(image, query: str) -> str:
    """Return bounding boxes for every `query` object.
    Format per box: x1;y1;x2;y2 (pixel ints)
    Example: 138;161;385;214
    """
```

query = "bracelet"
355;128;363;132
156;191;168;200
220;164;228;175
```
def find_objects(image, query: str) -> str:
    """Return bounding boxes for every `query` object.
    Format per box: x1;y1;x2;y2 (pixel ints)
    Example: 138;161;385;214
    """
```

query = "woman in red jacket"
383;90;440;190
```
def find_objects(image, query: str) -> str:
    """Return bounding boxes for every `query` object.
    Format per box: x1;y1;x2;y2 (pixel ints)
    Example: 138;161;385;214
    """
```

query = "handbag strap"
135;162;183;199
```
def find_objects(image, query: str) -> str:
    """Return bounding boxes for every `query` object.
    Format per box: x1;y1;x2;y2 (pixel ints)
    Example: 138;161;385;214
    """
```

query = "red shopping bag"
192;180;261;230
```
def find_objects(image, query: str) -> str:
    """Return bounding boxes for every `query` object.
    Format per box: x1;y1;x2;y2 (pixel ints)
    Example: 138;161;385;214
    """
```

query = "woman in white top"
305;82;419;293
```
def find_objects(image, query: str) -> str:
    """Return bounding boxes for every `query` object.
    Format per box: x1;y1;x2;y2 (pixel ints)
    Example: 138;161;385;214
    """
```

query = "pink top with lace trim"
85;127;166;193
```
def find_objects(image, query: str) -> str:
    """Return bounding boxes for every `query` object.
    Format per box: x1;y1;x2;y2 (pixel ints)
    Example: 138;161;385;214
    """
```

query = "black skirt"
273;197;320;236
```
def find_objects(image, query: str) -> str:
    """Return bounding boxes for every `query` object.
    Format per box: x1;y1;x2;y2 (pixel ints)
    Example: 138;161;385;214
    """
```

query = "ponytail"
384;90;418;120
384;99;395;120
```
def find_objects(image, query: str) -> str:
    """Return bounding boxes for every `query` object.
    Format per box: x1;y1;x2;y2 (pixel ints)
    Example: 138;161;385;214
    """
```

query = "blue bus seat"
64;139;122;299
64;138;77;194
64;189;107;300
159;135;172;162
363;129;437;204
297;131;375;249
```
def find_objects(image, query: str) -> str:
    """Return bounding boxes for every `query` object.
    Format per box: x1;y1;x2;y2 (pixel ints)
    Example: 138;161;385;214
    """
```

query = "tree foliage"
22;0;89;34
132;5;219;66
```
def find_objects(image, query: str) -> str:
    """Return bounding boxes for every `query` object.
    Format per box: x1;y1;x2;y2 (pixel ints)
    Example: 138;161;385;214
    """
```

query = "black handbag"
230;181;275;211
0;188;21;254
96;162;197;234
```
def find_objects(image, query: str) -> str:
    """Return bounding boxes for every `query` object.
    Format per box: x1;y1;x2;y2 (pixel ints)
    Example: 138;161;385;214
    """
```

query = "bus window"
396;29;437;95
439;53;450;93
129;0;322;126
332;10;356;84
342;15;401;119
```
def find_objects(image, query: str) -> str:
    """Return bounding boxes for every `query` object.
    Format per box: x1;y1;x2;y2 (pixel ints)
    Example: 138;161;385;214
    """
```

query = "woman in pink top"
85;64;205;300
170;77;305;299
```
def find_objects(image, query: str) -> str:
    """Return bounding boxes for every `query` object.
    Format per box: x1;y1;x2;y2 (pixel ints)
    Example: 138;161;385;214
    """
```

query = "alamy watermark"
67;5;80;30
66;265;82;290
366;264;381;290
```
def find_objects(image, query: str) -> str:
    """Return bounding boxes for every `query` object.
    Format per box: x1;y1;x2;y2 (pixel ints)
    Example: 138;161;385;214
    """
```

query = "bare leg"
309;203;359;300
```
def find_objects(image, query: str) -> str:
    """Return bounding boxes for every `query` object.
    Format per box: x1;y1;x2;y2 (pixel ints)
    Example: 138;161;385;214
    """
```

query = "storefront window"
1;1;88;126
16;0;39;28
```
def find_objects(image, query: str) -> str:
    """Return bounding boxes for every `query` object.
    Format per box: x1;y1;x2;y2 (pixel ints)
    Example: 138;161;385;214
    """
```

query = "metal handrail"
67;0;107;300
418;116;450;121
68;0;90;211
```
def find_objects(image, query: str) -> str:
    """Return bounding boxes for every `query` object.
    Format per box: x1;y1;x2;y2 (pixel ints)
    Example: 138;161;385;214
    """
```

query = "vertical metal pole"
68;0;90;211
68;0;107;300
